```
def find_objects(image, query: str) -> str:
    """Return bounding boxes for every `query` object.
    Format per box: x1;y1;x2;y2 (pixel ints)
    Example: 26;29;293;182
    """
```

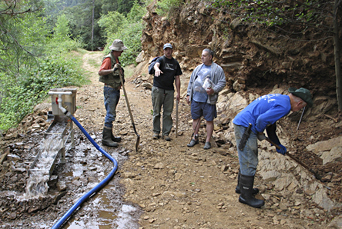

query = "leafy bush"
107;21;144;65
210;0;324;27
99;1;146;65
156;0;184;17
0;55;86;132
98;11;127;39
0;2;86;132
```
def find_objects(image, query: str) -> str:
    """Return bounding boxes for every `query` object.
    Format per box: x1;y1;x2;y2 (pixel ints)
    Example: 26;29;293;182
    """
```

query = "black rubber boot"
111;131;122;142
239;174;264;208
235;170;259;195
102;127;118;147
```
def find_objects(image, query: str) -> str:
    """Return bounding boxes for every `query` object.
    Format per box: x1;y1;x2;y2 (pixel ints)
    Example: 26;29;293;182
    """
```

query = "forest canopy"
0;0;146;132
1;0;340;133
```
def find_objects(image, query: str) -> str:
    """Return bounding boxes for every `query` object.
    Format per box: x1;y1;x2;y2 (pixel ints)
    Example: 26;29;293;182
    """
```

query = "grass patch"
124;64;136;78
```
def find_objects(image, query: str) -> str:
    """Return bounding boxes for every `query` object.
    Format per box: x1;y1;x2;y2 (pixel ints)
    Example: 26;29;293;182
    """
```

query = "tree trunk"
333;0;342;112
91;0;95;51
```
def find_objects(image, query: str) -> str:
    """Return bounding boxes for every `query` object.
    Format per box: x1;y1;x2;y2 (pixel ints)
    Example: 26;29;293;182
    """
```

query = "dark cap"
288;87;313;107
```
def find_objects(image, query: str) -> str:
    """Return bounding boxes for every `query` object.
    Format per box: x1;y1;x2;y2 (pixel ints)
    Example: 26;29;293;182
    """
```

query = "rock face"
137;0;336;100
131;2;341;216
306;136;342;165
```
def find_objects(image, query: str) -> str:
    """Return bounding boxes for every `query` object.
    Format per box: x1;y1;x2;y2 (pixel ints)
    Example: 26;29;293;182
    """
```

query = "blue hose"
51;115;118;229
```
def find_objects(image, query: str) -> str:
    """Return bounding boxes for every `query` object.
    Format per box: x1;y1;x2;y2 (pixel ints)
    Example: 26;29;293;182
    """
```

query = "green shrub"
156;0;184;17
0;55;86;132
108;21;144;65
99;1;146;65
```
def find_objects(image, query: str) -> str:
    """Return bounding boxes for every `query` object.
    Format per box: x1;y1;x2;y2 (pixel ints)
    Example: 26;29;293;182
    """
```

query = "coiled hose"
51;114;118;229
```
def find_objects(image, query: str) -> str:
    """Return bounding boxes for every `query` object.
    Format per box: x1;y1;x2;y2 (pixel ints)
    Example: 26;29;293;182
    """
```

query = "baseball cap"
288;87;313;107
163;43;173;50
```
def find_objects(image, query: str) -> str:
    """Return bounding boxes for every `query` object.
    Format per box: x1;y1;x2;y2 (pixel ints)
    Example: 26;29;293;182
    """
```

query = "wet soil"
0;50;342;228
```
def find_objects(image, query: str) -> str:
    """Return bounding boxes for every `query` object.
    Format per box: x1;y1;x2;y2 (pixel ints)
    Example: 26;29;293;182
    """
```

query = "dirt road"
0;50;339;228
78;51;332;228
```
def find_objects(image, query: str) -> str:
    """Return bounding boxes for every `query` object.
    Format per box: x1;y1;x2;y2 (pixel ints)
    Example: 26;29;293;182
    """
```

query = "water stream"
24;122;67;198
16;119;141;228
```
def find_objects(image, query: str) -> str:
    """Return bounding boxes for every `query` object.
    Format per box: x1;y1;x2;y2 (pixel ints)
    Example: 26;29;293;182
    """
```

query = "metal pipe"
49;91;72;95
296;106;306;131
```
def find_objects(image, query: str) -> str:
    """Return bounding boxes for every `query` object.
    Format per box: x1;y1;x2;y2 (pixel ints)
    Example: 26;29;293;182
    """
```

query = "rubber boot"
235;170;259;195
102;127;118;147
239;174;264;208
111;131;122;142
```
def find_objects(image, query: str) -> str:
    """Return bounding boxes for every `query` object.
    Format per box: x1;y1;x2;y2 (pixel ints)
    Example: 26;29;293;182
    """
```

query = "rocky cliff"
129;1;342;217
136;0;337;107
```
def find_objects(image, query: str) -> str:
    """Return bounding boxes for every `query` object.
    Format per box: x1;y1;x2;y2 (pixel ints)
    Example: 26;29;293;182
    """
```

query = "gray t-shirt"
193;64;211;102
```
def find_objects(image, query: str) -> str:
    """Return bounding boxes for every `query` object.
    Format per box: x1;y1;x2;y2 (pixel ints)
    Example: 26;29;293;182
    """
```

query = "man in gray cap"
98;39;127;147
232;87;313;208
151;43;182;141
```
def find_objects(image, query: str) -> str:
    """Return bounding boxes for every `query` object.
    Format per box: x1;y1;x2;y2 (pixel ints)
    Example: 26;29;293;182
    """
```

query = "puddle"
61;148;140;228
3;120;141;228
63;177;140;229
54;132;141;229
67;221;98;229
115;204;140;229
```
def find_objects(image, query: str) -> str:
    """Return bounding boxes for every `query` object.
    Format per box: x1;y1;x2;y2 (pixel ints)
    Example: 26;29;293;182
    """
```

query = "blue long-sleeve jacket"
233;94;291;135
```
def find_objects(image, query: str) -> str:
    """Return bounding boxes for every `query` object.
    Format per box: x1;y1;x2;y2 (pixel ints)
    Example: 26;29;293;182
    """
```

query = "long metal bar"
176;101;178;138
297;106;306;131
265;137;317;178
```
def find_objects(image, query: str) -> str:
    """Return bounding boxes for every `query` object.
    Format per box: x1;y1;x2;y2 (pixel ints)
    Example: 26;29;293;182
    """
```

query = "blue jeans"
151;86;174;136
234;124;258;176
104;86;120;128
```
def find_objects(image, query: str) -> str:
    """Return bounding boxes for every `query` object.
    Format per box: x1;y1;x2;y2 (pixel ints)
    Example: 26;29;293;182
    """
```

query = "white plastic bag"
203;77;214;90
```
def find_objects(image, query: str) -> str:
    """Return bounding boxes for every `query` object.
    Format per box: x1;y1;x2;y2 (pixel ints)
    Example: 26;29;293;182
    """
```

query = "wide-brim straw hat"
288;87;313;107
109;39;128;51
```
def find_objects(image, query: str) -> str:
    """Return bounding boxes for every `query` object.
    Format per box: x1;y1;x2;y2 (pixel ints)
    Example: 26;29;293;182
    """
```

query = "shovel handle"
115;68;134;123
115;67;140;151
265;137;281;149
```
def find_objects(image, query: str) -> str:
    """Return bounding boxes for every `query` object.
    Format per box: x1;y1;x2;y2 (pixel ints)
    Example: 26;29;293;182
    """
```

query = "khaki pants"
151;86;174;136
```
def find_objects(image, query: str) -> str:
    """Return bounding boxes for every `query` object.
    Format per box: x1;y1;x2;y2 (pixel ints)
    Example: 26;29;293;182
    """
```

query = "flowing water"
24;122;67;198
12;119;141;228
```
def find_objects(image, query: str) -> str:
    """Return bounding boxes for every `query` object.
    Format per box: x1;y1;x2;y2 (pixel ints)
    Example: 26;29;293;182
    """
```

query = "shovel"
265;137;317;178
116;67;140;151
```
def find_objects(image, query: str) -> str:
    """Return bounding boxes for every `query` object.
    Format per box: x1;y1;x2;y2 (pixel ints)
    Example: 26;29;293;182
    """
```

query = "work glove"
257;132;266;141
112;63;121;72
276;144;287;155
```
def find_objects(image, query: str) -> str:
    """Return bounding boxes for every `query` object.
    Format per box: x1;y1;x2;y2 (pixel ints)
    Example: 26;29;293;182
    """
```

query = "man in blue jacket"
186;49;226;149
233;87;313;208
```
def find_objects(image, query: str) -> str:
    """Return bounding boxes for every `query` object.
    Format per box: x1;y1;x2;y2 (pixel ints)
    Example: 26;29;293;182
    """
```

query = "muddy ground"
0;51;342;228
